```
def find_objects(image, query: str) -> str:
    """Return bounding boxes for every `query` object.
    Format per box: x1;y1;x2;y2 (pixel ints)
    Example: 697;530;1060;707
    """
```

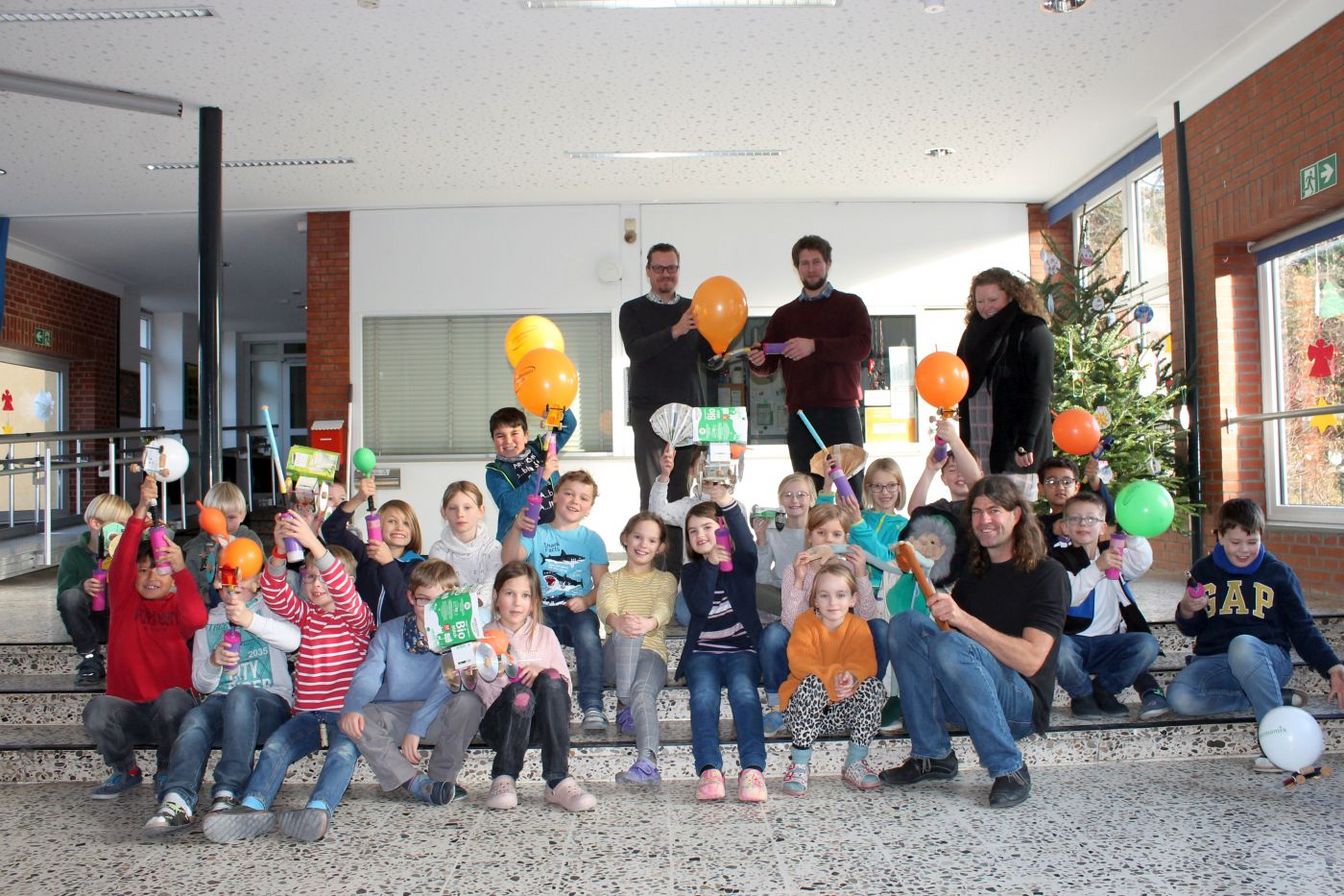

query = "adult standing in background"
954;267;1053;501
748;235;871;495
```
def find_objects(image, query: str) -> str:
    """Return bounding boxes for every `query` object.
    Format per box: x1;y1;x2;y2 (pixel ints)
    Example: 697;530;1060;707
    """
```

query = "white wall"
349;202;1028;548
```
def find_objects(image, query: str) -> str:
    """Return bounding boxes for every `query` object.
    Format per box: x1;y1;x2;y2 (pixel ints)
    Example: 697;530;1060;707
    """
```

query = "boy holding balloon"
485;405;576;542
1168;498;1344;770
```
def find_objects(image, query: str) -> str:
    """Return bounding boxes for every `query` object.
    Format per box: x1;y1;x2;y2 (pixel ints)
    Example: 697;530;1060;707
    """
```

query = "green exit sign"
34;327;53;347
1300;153;1338;200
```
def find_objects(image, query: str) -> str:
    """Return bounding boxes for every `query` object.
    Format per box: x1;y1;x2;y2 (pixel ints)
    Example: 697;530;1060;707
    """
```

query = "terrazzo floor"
3;755;1339;896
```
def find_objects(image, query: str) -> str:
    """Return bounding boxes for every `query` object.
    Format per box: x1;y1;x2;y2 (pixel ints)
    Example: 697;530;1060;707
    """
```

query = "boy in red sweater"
82;476;208;799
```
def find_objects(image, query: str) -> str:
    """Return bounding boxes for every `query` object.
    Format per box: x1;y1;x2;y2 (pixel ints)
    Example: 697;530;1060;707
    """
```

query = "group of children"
58;405;1343;836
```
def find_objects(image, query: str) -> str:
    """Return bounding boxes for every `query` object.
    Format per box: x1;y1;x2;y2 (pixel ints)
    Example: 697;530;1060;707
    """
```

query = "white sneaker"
485;775;517;810
545;777;597;812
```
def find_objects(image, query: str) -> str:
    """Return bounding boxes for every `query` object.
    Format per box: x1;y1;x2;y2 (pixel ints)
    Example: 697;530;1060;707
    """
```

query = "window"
362;313;612;455
1260;229;1344;525
138;313;153;427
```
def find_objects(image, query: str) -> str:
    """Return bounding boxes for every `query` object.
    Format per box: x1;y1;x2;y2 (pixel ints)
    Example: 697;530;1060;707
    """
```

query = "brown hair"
620;511;667;547
409;558;459;593
862;458;907;512
1216;498;1265;537
806;504;850;535
792;234;833;266
321;544;357;577
1063;491;1106;516
440;480;485;512
809;560;859;609
965;475;1046;575
493;560;543;625
378;499;423;554
557;469;598;500
964;267;1048;325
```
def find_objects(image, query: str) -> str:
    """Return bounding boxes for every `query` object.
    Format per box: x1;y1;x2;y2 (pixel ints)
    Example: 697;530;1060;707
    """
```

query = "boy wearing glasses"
1036;456;1113;547
1047;491;1167;720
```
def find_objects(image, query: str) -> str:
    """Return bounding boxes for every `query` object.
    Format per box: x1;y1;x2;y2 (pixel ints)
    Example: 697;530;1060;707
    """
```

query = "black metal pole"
198;106;223;495
1173;101;1203;563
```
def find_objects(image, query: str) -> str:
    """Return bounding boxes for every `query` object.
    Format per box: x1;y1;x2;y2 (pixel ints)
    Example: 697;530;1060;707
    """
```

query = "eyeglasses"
648;264;679;274
780;491;810;500
1043;477;1078;487
1063;515;1104;526
869;483;901;493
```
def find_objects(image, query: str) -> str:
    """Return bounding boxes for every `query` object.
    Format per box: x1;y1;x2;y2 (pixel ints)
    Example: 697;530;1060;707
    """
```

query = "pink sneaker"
544;777;596;812
737;768;767;803
696;768;726;801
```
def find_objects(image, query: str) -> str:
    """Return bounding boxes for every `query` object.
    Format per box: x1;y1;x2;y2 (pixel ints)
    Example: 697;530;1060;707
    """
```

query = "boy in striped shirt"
204;510;373;843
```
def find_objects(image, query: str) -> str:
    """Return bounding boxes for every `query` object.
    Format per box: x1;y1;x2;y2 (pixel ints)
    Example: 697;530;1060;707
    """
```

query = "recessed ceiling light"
0;7;214;23
0;167;6;175
921;0;945;12
924;147;954;158
1040;0;1086;12
144;157;355;170
568;149;783;160
524;1;838;9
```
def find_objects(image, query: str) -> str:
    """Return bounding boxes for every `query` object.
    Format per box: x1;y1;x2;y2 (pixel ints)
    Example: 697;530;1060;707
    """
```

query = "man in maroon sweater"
748;235;871;493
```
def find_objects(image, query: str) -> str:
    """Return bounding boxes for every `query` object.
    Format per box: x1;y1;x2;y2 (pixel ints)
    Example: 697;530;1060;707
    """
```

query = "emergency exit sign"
34;327;52;347
1300;153;1338;200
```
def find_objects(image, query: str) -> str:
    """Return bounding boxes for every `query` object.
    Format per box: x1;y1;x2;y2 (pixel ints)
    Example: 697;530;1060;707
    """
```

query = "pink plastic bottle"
715;522;734;573
1106;532;1127;581
149;525;173;575
525;492;543;525
365;511;382;543
91;568;108;612
221;627;242;672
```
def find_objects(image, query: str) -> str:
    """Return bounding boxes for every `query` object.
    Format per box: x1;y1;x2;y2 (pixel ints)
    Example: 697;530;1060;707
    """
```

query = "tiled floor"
4;756;1340;896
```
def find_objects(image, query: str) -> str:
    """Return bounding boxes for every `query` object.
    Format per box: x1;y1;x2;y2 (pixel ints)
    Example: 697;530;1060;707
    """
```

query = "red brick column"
305;211;351;467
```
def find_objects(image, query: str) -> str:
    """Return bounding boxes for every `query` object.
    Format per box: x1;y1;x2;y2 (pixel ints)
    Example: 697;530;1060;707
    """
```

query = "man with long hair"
881;475;1069;807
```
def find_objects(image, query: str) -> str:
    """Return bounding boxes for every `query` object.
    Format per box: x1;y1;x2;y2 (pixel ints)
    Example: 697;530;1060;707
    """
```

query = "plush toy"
884;512;957;617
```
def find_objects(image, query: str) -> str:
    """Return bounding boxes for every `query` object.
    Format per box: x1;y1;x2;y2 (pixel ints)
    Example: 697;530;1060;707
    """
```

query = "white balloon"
144;437;190;483
1258;706;1324;772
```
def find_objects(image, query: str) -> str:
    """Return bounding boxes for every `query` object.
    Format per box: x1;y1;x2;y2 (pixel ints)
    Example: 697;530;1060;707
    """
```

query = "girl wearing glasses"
753;472;817;616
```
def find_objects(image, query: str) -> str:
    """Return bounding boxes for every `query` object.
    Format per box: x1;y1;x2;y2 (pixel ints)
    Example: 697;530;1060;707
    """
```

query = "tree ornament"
1307;337;1334;379
1040;247;1061;276
1094;406;1113;428
1328;450;1343;468
1091;295;1106;312
1079;243;1095;266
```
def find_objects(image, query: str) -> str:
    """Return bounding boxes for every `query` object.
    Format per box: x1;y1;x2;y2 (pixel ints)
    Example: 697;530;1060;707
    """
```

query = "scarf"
1212;543;1266;576
402;612;430;654
429;522;501;586
956;300;1023;397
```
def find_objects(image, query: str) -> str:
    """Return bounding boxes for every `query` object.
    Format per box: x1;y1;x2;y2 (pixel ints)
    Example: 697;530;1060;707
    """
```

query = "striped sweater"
259;549;374;713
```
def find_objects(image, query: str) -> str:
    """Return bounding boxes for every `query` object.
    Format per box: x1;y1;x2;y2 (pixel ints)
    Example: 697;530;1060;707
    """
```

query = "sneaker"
781;761;809;796
762;709;786;736
737;768;767;803
1253;754;1286;773
1070;693;1104;720
90;768;142;800
142;798;194;837
989;764;1032;808
75;652;105;686
1092;687;1129;717
581;709;609;732
276;807;330;843
615;758;661;785
1138;690;1171;720
208;791;240;814
1282;688;1307;708
879;696;903;732
485;775;518;810
545;777;597;812
615;706;634;735
406;774;467;805
841;759;881;792
696;768;726;801
879;752;959;786
202;807;274;843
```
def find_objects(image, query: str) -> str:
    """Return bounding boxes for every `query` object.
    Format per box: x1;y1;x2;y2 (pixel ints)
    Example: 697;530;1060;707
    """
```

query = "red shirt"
754;289;871;411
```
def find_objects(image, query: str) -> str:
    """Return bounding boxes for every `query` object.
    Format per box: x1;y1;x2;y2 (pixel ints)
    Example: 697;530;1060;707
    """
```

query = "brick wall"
1;259;120;512
1027;202;1074;281
305;211;351;468
1157;12;1344;598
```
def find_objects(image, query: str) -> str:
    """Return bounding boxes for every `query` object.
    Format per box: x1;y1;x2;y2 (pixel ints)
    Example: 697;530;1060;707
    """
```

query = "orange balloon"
504;316;565;367
691;276;748;354
219;537;264;580
479;628;511;656
1053;407;1102;455
513;348;579;418
196;501;228;538
914;352;970;408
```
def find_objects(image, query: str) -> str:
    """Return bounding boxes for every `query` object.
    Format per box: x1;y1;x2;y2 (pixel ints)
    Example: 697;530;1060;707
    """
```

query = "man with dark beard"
748;235;871;494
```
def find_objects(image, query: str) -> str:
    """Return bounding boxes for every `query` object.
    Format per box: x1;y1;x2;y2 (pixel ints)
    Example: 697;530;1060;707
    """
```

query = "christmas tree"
1032;230;1198;529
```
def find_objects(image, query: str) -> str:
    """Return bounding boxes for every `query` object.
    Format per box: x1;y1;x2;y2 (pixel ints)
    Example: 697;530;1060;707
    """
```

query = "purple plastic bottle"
282;511;305;563
715;522;733;573
221;627;242;672
149;525;173;575
365;511;382;543
525;492;543;525
1106;532;1127;581
828;462;857;502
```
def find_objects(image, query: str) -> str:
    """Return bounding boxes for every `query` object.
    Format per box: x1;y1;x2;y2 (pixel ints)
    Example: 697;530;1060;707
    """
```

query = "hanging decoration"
1040;247;1061;276
1079;243;1095;267
1308;397;1339;434
33;390;55;423
1307;337;1335;379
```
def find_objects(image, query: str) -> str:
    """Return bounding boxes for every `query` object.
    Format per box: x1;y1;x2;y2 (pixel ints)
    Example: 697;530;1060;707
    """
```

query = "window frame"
1073;158;1170;307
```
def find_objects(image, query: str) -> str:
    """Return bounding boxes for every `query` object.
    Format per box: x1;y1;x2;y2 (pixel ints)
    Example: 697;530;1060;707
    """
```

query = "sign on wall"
1300;153;1338;200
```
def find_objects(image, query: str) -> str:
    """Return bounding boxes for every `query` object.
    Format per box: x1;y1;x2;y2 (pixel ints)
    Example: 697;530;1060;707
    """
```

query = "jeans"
760;618;889;697
889;611;1036;778
57;586;107;657
82;688;197;773
684;650;766;774
242;710;359;813
158;685;291;809
1167;634;1293;723
478;674;571;786
674;590;691;627
788;407;864;495
1055;632;1160;698
542;605;603;713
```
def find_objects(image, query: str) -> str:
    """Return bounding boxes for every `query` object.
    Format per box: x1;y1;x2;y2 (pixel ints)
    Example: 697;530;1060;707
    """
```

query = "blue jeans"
242;710;358;813
542;605;603;714
1055;632;1160;698
888;611;1035;778
760;617;889;696
1167;634;1293;723
158;685;291;809
674;590;691;627
684;650;766;774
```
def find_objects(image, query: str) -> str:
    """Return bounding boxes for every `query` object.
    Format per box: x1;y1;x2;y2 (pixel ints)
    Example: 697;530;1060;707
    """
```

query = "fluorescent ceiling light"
0;68;181;116
525;1;838;9
144;157;356;170
0;7;214;22
568;149;783;159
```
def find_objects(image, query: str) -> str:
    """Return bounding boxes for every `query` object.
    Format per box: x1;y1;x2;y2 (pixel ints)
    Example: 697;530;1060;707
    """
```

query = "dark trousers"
82;688;198;773
787;406;865;495
57;586;108;656
478;674;571;786
632;405;695;576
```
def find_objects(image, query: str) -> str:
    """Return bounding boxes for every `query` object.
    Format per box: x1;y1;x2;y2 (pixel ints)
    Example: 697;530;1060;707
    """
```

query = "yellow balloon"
505;316;565;367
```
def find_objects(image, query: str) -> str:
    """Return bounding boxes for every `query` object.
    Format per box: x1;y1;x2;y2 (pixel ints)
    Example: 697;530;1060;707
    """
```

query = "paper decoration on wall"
1307;338;1334;379
33;390;54;423
0;390;11;412
1329;450;1344;468
1308;398;1339;434
1040;247;1061;276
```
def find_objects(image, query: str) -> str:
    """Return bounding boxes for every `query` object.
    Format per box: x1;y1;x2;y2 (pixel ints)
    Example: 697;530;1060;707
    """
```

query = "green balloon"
353;447;377;476
1114;479;1175;538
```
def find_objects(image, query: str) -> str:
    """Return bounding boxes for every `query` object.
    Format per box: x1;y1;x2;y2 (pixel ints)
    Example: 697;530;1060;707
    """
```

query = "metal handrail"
1223;404;1344;428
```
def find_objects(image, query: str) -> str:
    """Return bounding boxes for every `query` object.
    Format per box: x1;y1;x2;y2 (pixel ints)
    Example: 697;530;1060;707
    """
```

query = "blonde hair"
202;481;247;518
862;458;907;512
440;480;485;512
809;560;859;609
84;493;132;526
493;560;543;625
319;544;357;577
806;504;850;535
378;499;423;554
777;472;817;503
409;558;459;593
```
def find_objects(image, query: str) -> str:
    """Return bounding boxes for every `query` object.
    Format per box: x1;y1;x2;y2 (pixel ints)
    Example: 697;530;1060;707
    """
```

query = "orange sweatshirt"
779;611;877;708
